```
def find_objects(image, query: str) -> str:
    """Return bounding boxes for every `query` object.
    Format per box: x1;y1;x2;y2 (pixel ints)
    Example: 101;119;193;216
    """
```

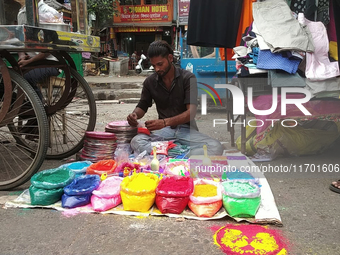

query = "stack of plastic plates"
105;121;137;144
80;131;117;162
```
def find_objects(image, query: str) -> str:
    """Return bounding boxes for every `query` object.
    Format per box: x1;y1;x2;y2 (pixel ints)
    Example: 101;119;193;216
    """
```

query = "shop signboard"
114;27;163;33
119;5;170;23
179;0;190;25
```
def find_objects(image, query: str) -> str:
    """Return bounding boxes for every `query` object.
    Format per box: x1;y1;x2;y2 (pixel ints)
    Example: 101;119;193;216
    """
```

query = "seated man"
127;40;223;156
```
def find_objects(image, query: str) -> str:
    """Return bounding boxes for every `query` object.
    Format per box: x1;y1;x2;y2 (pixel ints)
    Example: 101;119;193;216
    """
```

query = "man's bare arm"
145;104;196;131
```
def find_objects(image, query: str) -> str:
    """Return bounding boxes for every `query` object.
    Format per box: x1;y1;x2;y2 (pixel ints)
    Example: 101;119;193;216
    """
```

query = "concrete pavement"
85;73;146;102
0;76;340;254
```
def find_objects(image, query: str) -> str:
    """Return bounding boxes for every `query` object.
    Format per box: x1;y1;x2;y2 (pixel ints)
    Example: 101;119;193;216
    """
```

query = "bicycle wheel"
0;69;48;190
45;67;96;159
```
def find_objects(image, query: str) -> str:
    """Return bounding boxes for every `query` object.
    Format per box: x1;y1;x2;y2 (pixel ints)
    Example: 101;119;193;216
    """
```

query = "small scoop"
189;144;212;166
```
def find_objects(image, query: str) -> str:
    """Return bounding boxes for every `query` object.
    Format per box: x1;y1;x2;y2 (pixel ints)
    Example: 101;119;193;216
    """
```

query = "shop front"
111;0;175;57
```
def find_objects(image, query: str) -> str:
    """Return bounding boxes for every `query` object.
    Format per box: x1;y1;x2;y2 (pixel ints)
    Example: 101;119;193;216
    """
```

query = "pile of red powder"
157;176;193;195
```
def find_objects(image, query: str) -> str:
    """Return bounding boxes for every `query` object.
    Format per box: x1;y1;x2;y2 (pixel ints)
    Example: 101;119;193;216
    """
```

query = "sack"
61;193;92;209
86;160;117;176
91;177;123;212
189;179;222;204
188;200;223;218
188;180;222;217
64;175;101;196
236;125;257;156
222;180;261;218
31;167;75;190
91;195;122;212
120;173;159;212
155;176;193;214
155;196;190;214
29;185;64;206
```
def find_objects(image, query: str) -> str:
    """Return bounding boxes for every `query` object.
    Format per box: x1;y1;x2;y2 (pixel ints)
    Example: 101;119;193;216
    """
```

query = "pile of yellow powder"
125;173;158;192
193;184;217;197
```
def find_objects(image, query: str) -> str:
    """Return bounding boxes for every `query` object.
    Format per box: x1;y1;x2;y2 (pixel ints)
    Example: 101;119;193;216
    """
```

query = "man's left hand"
145;119;165;131
18;58;31;68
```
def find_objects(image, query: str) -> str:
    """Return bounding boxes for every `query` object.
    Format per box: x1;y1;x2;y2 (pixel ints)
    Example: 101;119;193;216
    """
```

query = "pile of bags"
28;160;262;218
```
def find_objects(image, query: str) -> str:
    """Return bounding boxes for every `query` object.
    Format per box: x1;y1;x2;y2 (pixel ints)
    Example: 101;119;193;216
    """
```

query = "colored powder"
36;169;71;183
68;162;90;170
213;224;288;255
222;182;257;195
96;178;122;194
68;176;98;190
91;160;116;171
158;177;190;193
126;174;158;192
227;171;254;180
193;184;217;197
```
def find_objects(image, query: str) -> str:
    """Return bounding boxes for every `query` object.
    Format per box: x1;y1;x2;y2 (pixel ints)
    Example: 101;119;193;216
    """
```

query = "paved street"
0;75;340;254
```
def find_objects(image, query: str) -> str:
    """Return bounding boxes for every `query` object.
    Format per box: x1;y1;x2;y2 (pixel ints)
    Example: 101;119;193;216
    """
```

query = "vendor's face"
150;54;173;77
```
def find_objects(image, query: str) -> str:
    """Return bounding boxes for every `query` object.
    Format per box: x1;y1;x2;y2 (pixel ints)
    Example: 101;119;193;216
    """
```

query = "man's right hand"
127;112;138;127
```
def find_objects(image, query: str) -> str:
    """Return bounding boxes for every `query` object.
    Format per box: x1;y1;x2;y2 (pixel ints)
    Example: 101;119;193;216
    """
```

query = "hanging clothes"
333;0;340;70
187;0;244;48
290;0;330;25
298;13;340;80
328;0;337;42
252;0;314;53
219;0;256;61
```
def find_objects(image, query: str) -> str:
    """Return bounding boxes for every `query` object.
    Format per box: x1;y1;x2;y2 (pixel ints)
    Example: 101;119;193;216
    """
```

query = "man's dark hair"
147;40;173;58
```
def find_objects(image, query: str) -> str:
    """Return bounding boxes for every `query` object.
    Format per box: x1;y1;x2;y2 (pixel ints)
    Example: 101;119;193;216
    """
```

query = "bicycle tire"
45;67;96;159
0;69;48;190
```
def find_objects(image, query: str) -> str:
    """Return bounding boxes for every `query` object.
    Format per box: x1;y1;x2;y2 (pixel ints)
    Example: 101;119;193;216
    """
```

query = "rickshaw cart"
0;0;100;190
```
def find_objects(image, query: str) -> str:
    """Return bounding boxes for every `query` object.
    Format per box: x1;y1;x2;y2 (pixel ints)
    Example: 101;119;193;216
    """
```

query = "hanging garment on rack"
298;13;340;80
290;0;307;15
252;0;314;53
256;49;302;74
333;0;340;70
187;0;244;48
219;0;256;61
290;0;330;25
328;0;337;42
317;0;330;25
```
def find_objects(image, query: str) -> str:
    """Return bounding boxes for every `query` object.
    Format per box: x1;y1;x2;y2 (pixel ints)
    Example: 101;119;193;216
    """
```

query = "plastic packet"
188;179;223;218
120;173;159;212
86;160;117;176
114;143;132;159
62;193;92;209
63;175;101;196
189;179;222;204
31;167;75;190
91;176;123;211
59;161;92;177
29;185;64;206
151;141;169;155
221;180;261;217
